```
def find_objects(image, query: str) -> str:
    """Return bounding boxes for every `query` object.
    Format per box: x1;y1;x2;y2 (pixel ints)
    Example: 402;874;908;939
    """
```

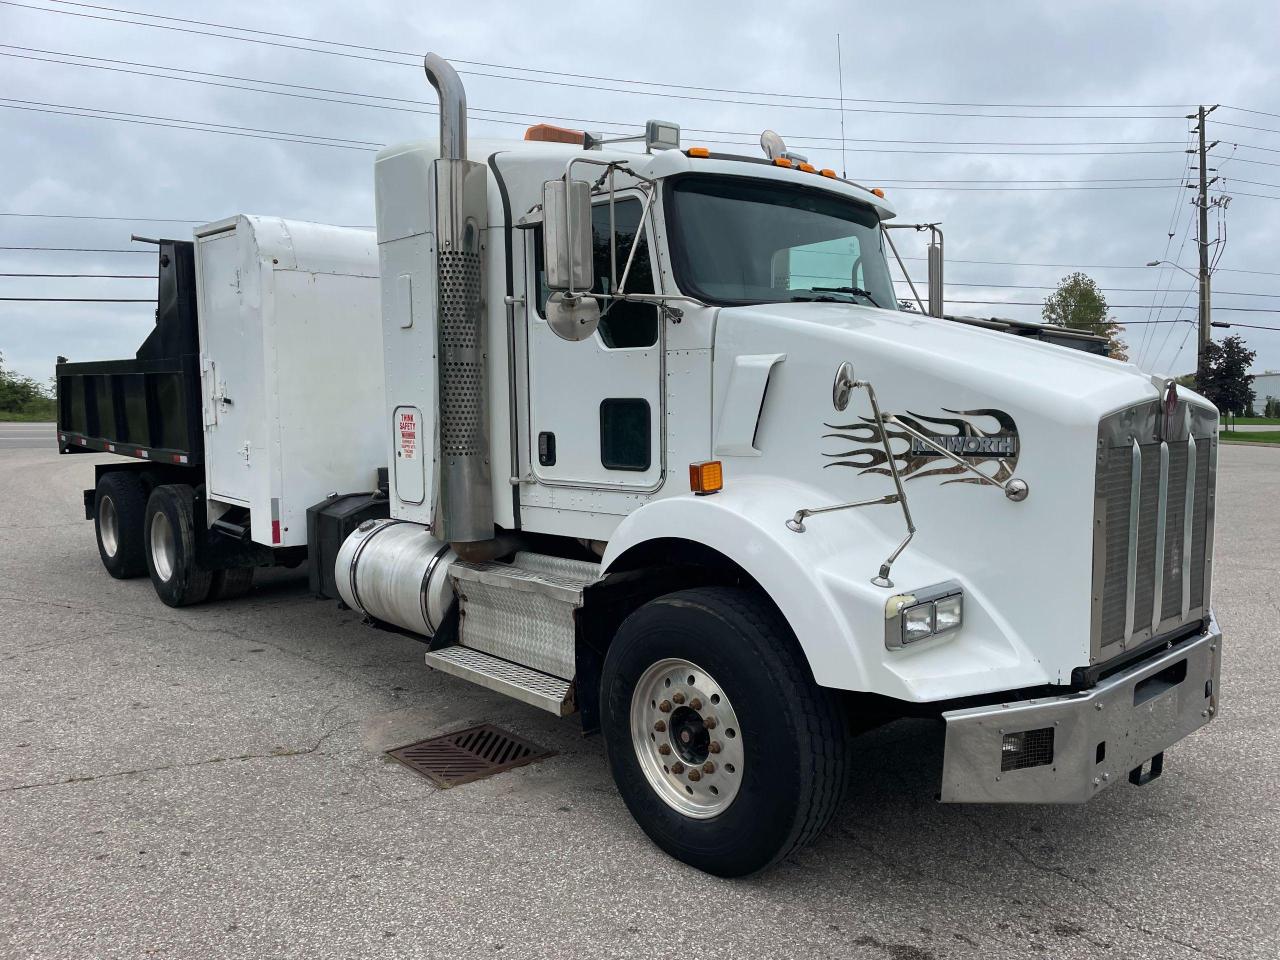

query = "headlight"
885;583;963;649
903;605;935;643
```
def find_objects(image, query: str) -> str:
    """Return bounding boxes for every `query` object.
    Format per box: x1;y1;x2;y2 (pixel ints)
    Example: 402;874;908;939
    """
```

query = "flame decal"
822;408;1019;486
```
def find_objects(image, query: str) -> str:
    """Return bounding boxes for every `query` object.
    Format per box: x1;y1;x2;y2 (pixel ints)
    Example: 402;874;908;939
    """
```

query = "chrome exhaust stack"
424;53;467;159
422;53;492;544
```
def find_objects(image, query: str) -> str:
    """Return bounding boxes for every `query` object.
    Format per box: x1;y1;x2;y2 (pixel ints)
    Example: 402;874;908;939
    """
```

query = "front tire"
144;484;213;607
94;472;147;579
600;587;849;877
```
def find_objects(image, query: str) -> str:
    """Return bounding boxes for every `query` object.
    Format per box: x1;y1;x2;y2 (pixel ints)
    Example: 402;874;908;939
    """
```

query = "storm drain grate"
386;723;554;788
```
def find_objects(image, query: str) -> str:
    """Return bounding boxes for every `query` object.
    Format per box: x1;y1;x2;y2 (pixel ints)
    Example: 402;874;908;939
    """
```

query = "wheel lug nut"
703;716;717;729
654;719;667;732
702;761;716;774
672;692;686;705
687;769;702;782
671;761;686;775
658;700;672;713
709;740;721;754
658;744;671;756
689;697;702;711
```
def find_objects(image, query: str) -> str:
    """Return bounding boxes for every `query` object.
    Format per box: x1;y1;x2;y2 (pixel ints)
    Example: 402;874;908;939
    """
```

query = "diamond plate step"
424;645;575;716
449;552;600;680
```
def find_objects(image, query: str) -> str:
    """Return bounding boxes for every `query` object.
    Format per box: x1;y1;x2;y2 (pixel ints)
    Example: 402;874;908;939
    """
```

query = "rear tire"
144;484;213;607
94;472;147;579
209;566;254;602
600;586;849;877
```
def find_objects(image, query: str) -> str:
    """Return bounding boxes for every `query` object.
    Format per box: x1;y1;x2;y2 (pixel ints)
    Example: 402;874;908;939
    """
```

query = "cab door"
524;196;663;492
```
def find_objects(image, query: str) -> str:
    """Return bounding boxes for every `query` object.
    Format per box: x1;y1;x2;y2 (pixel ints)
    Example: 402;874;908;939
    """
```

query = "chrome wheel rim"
99;496;119;557
630;657;744;819
150;511;176;582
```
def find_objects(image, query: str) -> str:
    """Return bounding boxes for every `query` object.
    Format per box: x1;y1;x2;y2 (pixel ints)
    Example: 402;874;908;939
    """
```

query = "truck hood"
714;301;1193;421
707;300;1213;692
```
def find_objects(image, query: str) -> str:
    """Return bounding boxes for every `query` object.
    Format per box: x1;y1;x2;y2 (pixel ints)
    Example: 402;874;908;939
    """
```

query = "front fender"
601;477;1050;702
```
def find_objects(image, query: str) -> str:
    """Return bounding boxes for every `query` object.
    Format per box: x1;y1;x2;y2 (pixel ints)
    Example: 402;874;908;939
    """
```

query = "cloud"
2;0;1277;382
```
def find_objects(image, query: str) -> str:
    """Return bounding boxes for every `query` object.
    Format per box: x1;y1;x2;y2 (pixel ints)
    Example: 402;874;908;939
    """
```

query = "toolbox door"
196;229;265;508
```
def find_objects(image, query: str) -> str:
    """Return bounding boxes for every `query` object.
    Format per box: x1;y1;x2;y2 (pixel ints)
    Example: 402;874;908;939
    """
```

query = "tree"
1196;335;1256;415
1042;272;1128;361
0;350;56;417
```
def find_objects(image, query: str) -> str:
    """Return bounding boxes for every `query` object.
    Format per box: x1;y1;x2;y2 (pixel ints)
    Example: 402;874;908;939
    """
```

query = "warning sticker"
398;409;419;460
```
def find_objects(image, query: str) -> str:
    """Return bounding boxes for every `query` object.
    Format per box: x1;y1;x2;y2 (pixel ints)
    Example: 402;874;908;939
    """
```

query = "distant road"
0;421;55;450
1220;423;1280;433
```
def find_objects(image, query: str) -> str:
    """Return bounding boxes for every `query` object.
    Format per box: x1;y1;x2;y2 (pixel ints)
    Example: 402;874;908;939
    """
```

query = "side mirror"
926;232;944;318
546;291;601;342
542;179;593;292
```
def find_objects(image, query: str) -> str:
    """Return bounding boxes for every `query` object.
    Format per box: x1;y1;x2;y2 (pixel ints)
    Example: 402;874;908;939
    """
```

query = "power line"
1220;104;1280;122
0;44;1208;150
897;257;1280;277
0;212;205;222
943;300;1280;313
0;245;151;253
26;0;1202;114
17;44;1280;172
892;280;1280;297
0;83;1209;169
0;272;153;278
0;296;154;301
0;100;379;152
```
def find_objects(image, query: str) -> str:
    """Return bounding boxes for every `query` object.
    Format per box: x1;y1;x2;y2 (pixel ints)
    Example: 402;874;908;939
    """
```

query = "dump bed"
56;239;204;465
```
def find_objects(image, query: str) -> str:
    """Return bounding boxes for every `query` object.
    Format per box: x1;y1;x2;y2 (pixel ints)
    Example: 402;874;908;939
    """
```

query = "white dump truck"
58;55;1222;876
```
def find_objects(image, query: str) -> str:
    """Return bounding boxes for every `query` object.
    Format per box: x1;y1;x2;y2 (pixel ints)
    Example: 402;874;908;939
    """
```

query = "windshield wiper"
808;286;882;309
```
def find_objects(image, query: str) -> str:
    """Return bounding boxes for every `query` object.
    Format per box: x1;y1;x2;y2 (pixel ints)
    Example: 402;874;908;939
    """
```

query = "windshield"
665;175;897;310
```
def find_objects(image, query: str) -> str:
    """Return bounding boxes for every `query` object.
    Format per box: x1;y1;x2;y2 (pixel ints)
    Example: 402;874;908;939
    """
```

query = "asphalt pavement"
0;421;55;449
1;443;1277;960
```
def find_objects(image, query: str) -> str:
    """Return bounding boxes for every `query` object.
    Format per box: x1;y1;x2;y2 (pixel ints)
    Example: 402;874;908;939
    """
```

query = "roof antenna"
836;33;847;178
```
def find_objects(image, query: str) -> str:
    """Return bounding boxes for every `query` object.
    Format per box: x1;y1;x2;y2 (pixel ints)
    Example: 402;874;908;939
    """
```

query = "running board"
424;646;576;717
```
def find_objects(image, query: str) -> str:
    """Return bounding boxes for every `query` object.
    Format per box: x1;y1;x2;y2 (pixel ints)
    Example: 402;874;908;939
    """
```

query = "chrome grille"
1091;399;1217;662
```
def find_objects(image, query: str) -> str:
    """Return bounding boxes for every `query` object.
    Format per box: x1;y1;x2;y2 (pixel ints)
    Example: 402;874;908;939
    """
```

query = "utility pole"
1191;105;1220;368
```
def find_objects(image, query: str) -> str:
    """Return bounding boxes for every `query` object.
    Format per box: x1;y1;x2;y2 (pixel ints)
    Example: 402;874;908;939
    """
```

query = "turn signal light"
871;187;886;198
687;146;710;158
689;460;723;496
773;157;793;168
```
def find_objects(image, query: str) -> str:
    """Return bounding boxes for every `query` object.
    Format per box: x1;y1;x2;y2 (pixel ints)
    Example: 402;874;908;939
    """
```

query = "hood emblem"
823;408;1020;485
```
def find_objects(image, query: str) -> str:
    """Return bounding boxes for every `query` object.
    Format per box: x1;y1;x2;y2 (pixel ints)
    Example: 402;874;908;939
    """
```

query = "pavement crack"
0;717;354;795
953;809;1219;958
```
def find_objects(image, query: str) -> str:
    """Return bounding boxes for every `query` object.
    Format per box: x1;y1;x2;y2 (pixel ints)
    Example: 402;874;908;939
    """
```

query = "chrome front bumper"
940;614;1221;803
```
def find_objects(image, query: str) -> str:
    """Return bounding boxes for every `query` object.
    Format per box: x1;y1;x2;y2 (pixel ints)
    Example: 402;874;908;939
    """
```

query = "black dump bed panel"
56;239;204;465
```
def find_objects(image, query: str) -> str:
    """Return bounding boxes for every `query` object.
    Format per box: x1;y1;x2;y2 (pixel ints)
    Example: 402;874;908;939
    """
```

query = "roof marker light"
524;123;585;144
798;162;816;173
687;146;710;158
871;187;886;198
773;157;793;168
820;169;837;178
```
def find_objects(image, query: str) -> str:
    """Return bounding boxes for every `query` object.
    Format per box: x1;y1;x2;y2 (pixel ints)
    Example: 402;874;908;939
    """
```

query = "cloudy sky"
2;0;1278;384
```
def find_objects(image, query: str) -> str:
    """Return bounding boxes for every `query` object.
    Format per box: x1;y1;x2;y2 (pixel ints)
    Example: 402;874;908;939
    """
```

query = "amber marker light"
819;168;837;178
687;146;711;158
871;187;886;198
772;157;793;168
689;461;724;496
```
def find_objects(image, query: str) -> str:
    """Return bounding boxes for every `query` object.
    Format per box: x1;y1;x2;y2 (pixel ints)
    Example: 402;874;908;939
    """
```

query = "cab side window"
535;197;659;349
